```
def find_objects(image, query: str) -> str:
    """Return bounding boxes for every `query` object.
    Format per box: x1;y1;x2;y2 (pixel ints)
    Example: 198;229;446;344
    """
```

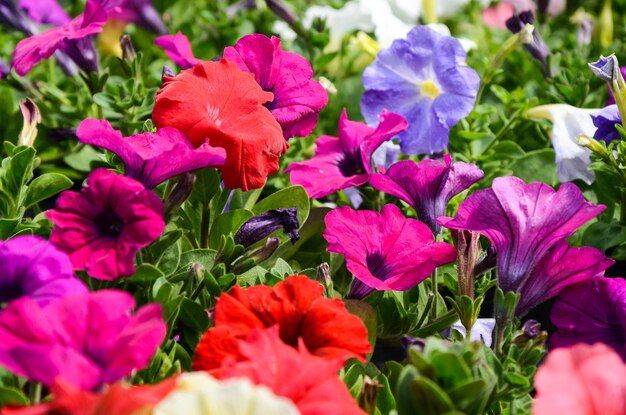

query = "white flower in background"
527;104;603;185
274;0;488;50
153;372;300;415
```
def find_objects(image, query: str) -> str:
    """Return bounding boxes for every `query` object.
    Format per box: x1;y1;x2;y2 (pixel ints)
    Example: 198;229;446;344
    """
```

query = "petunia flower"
11;0;106;75
46;168;165;280
234;208;300;247
3;377;176;415
370;155;483;234
100;0;166;35
152;59;287;191
439;176;606;314
76;119;226;189
533;343;626;415
526;104;603;184
324;204;457;299
607;66;626;105
153;372;300;415
0;236;87;307
0;0;39;35
217;327;366;415
550;276;626;359
284;109;407;198
0;290;166;391
515;241;614;316
223;34;328;139
592;104;622;143
506;10;551;76
192;275;371;371
18;0;70;25
361;25;480;155
154;32;203;69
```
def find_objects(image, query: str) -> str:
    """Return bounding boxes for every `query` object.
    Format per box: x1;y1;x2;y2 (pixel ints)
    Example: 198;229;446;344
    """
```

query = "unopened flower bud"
18;98;41;147
266;0;296;26
589;54;626;130
578;134;609;157
120;34;136;62
165;173;196;215
506;11;551;76
358;376;379;415
234;208;300;247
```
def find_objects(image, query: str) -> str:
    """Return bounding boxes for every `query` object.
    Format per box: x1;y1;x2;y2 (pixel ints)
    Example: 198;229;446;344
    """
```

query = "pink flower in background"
481;2;514;29
324;204;457;299
76;119;226;189
534;343;626;415
370;155;483;234
47;169;165;280
11;0;106;75
154;32;202;69
285;109;407;198
224;34;328;139
19;0;70;25
0;236;87;307
101;0;167;34
0;290;166;391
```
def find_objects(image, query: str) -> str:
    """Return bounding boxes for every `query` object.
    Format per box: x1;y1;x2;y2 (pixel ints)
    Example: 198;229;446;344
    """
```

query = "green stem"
429;268;438;320
199;207;210;249
28;382;42;404
480;110;521;156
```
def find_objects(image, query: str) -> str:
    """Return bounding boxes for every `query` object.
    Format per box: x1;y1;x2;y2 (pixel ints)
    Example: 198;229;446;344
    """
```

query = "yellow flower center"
419;80;441;99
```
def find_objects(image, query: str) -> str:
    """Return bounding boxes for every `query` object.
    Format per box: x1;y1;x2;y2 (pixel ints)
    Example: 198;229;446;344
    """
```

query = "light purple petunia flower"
370;154;484;234
76;119;226;189
324;204;457;299
285;109;407;198
0;289;166;390
592;104;621;143
0;236;87;307
154;32;203;69
361;25;479;155
550;276;626;360
19;0;70;25
223;34;329;139
11;0;106;75
439;176;605;315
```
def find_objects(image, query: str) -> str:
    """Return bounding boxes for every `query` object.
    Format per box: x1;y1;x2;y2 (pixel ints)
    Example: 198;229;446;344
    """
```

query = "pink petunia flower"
46;169;165;280
11;0;107;76
223;34;328;139
285;109;407;198
154;32;203;69
76;119;226;189
0;290;166;391
323;204;457;299
534;343;626;415
370;155;483;234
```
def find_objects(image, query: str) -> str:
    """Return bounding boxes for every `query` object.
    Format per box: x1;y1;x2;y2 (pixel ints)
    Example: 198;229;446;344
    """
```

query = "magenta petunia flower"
550;276;626;359
223;34;328;139
370;155;483;234
285;109;407;199
323;204;457;299
0;236;87;307
11;0;106;76
76;119;226;189
0;289;166;390
154;32;203;69
516;241;614;316
18;0;70;25
439;176;605;314
46;169;165;280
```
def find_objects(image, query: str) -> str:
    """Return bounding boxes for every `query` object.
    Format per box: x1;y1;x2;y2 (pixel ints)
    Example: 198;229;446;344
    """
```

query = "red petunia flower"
217;327;366;415
152;59;287;191
192;275;371;371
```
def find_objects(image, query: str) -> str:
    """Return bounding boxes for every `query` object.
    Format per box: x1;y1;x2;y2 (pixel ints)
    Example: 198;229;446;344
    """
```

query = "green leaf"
269;258;294;277
509;149;557;185
0;386;29;407
24;173;72;208
63;145;102;172
128;264;165;282
208;209;254;248
180;249;217;270
582;220;626;252
179;298;210;333
487;141;526;160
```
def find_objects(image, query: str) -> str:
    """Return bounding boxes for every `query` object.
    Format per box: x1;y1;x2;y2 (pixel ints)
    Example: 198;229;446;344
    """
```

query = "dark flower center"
95;210;125;238
337;152;366;177
366;251;391;281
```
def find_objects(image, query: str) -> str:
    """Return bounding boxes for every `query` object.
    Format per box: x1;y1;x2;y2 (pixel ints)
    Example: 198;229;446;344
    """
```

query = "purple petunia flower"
100;0;166;35
223;34;328;139
285;109;407;199
46;169;165;280
0;236;87;307
607;67;626;105
154;32;203;69
11;0;106;75
361;25;479;155
439;176;605;315
324;204;457;299
234;208;300;247
0;289;166;390
18;0;70;25
592;104;621;143
506;11;551;76
76;119;226;189
550;276;626;359
370;155;483;234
